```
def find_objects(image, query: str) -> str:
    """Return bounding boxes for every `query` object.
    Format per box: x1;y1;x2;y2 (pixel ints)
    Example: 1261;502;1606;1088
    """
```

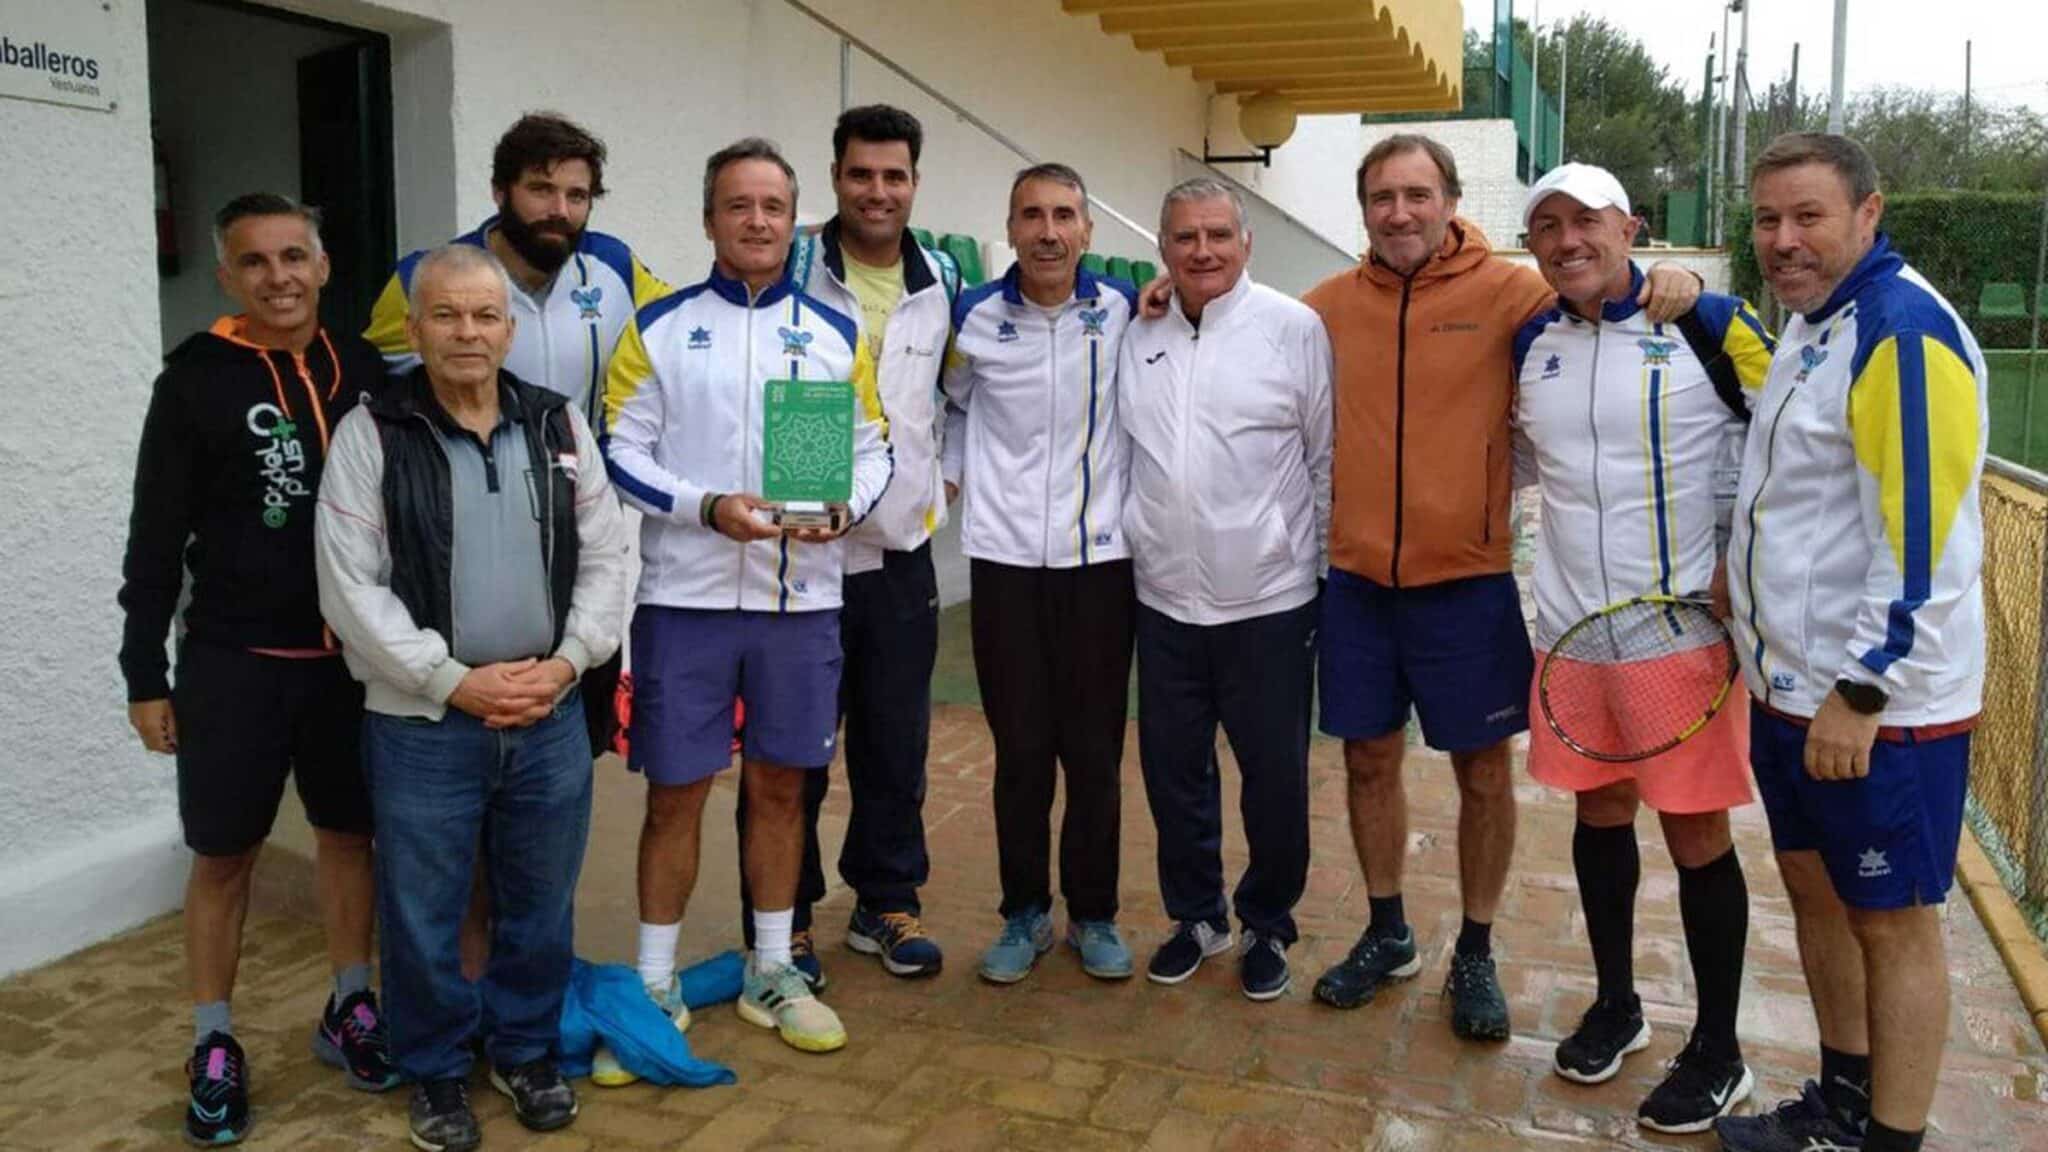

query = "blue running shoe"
790;928;826;992
1239;931;1291;1001
1066;920;1134;980
847;905;944;978
184;1032;249;1146
978;909;1054;984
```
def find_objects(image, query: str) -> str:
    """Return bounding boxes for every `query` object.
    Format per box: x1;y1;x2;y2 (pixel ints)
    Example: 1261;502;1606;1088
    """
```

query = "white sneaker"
738;953;847;1053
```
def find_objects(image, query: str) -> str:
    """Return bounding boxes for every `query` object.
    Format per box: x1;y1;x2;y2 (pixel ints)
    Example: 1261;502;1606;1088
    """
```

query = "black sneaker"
1552;994;1650;1084
1638;1033;1753;1134
1312;928;1421;1009
490;1057;579;1132
311;988;401;1092
183;1031;249;1146
1442;950;1511;1041
1239;932;1291;1002
1146;919;1231;985
408;1078;480;1152
1712;1080;1863;1151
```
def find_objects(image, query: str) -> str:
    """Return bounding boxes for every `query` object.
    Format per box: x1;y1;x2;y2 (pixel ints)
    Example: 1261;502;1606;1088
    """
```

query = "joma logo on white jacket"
1512;269;1775;650
1118;272;1332;625
1730;237;1988;725
601;266;893;613
942;265;1136;569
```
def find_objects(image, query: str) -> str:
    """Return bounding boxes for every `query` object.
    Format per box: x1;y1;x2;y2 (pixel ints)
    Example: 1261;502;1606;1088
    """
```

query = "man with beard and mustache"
367;111;666;763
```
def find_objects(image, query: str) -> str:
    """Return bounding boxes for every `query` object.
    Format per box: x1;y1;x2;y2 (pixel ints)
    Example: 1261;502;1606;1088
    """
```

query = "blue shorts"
1749;702;1971;909
627;606;842;785
1318;569;1534;752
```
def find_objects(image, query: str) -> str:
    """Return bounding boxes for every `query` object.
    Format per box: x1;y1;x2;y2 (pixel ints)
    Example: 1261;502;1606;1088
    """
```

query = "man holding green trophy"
601;137;892;1054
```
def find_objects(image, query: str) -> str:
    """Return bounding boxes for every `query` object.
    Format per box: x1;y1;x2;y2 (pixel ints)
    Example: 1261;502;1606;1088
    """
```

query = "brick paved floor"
4;701;2047;1150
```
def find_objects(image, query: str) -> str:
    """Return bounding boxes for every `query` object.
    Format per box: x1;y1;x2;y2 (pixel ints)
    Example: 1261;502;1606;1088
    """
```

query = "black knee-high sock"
1572;821;1640;1003
1677;847;1748;1058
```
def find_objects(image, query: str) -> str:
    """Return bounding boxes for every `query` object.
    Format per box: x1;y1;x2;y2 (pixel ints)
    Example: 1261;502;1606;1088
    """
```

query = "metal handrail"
781;0;1157;246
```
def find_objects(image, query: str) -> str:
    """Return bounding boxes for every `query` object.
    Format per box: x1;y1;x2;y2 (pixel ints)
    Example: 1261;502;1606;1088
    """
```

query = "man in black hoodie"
119;193;398;1147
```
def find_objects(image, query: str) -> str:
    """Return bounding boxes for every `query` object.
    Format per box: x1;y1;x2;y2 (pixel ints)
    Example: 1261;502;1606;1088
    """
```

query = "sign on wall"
0;0;116;113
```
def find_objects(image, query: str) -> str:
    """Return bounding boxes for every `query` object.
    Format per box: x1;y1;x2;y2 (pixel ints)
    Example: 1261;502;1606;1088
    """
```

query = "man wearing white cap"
1512;162;1777;1133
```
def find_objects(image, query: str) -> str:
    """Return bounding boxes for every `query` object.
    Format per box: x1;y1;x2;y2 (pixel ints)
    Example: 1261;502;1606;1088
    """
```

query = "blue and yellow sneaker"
846;905;943;978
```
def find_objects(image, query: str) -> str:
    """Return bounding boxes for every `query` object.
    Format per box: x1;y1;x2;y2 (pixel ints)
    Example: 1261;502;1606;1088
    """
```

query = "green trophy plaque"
761;377;854;530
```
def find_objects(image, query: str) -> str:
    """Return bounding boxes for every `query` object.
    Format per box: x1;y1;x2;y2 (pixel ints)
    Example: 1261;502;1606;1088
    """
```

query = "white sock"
753;907;795;968
637;921;681;992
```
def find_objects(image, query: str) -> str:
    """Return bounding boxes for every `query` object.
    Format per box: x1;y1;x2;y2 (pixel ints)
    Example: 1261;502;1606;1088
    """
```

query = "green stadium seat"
936;233;985;287
1130;260;1158;288
1105;256;1134;284
909;227;935;250
1979;281;2028;319
1078;253;1108;277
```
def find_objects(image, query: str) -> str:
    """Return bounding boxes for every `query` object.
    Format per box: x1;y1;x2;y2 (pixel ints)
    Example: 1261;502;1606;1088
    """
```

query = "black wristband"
700;491;724;528
1833;677;1888;715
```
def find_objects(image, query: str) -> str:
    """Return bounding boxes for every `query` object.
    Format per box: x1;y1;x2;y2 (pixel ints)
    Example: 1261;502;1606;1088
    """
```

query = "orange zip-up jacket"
1303;219;1553;588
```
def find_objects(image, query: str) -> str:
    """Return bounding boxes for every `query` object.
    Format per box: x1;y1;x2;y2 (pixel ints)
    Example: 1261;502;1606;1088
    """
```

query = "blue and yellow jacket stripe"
364;219;669;424
1511;265;1773;649
601;263;891;614
1729;236;1987;724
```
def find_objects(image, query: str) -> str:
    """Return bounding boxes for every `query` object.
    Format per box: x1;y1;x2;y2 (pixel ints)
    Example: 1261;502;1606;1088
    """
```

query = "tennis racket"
1537;594;1739;763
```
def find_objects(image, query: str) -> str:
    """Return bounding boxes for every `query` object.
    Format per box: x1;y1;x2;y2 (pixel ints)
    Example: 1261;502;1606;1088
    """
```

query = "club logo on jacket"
996;320;1019;343
1541;353;1562;379
1637;338;1676;366
688;326;713;350
1795;345;1828;383
779;326;813;359
1078;307;1108;337
570;285;602;321
245;402;309;529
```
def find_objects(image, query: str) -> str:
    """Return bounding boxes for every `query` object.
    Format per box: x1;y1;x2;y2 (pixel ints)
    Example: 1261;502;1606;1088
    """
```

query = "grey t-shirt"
435;397;556;666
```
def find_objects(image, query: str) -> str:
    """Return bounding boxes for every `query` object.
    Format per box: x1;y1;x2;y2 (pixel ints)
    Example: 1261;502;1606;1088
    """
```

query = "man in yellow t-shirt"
739;105;960;984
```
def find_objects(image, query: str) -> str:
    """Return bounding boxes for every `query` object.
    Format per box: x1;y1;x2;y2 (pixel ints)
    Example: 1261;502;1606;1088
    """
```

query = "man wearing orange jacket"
1304;134;1700;1041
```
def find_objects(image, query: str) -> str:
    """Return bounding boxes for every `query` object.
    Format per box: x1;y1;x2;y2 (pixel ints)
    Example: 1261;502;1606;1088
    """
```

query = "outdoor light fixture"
1203;91;1298;167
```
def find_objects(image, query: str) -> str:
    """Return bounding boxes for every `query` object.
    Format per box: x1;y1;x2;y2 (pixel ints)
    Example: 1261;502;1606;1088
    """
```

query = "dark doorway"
148;0;396;348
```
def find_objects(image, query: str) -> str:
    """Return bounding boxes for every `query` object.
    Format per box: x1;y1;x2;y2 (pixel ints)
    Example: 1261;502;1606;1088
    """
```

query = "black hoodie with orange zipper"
118;316;388;701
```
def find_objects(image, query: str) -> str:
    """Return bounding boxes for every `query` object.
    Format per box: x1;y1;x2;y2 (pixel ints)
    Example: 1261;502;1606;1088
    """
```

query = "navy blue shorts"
1749;702;1971;909
1317;568;1533;752
627;606;842;785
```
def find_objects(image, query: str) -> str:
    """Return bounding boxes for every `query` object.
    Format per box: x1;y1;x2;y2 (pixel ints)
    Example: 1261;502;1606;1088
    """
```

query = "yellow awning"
1064;0;1464;115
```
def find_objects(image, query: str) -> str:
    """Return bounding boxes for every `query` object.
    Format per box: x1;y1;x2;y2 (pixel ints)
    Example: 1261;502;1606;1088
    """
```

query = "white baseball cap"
1523;163;1632;229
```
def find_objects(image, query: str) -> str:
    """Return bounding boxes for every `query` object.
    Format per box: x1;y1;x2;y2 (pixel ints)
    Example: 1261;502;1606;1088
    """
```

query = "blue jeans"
365;698;591;1081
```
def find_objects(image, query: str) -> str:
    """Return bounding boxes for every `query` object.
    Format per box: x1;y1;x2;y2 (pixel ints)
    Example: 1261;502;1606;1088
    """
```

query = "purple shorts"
627;606;842;785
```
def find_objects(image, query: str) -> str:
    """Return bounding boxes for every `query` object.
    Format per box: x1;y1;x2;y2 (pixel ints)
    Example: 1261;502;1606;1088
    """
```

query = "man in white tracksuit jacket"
942;163;1139;985
1716;133;1987;1152
601;139;891;1056
1118;178;1330;1005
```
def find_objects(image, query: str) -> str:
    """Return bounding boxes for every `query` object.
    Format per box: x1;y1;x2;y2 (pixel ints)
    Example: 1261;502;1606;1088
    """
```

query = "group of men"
121;98;1983;1152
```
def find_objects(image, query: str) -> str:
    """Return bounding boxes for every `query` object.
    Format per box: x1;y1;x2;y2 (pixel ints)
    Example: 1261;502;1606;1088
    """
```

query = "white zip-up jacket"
1118;272;1332;625
791;221;957;575
1512;268;1775;650
942;265;1136;569
1730;236;1987;725
366;219;671;427
602;265;892;613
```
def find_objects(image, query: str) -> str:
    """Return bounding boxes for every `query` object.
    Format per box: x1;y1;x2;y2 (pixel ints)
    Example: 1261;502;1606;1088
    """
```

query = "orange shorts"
1526;649;1754;814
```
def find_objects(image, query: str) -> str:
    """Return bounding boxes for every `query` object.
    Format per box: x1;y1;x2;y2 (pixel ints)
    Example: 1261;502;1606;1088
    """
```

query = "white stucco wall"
2;0;1212;974
0;0;190;976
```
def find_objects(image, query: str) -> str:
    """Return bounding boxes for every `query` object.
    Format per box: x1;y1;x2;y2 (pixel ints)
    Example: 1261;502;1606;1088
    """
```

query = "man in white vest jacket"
1118;177;1331;1004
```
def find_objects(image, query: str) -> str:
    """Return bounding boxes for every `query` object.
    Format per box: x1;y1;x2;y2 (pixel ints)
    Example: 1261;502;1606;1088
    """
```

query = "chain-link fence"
1966;458;2048;942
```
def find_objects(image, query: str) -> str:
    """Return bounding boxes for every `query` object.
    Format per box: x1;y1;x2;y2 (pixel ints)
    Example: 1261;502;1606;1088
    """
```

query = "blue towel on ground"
556;952;744;1086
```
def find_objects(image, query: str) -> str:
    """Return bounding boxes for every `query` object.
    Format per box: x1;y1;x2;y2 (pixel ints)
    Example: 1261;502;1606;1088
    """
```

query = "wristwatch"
1833;677;1889;715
